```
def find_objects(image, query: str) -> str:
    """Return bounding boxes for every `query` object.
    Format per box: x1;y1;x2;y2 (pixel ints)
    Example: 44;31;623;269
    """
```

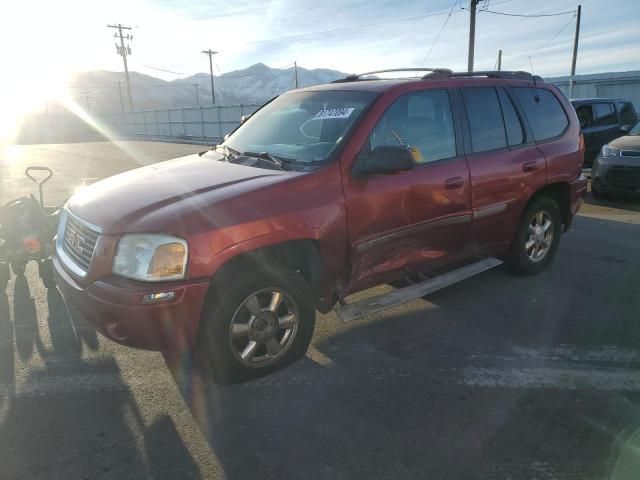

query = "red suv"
53;69;587;383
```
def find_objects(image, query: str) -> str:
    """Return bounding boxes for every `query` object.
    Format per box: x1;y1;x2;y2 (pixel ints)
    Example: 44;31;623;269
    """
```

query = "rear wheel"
39;259;56;289
11;259;26;277
506;196;562;275
197;263;316;384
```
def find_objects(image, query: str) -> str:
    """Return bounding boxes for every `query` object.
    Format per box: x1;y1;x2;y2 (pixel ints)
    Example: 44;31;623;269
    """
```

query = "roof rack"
332;68;453;83
423;70;543;81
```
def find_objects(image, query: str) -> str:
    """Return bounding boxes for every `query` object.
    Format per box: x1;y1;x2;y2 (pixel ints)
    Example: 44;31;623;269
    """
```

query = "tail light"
578;134;585;169
22;235;42;253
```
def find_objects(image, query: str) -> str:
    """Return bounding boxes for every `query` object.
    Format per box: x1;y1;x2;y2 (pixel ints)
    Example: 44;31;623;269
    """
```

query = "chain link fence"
17;104;262;144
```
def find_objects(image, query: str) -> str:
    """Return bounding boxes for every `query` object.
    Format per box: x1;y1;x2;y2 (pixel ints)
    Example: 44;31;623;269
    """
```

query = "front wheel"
506;196;562;275
196;264;316;384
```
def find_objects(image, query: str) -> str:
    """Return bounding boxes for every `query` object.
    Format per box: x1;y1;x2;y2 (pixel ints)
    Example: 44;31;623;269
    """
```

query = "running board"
335;258;503;322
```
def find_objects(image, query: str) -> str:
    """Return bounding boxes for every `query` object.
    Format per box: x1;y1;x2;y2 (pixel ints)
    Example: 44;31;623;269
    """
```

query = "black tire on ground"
196;263;316;384
0;263;9;291
11;259;26;277
591;183;608;199
39;259;56;289
506;196;562;275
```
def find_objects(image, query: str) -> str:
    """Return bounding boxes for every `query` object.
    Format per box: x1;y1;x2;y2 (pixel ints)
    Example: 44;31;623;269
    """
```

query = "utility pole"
497;49;502;71
83;87;90;112
569;4;581;98
467;0;481;72
201;49;218;105
294;61;299;88
108;23;134;110
117;80;125;112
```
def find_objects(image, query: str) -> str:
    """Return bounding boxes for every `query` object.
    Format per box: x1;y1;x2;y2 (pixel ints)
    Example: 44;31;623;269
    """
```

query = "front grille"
62;213;100;272
621;150;640;158
606;166;640;189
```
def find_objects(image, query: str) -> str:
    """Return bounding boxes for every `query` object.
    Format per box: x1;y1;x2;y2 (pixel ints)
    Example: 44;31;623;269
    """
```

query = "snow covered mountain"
67;63;348;112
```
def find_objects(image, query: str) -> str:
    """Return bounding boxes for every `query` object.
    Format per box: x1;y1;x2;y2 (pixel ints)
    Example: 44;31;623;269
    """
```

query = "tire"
11;259;26;276
196;263;316;384
591;183;607;200
0;263;9;291
39;259;56;289
506;196;562;275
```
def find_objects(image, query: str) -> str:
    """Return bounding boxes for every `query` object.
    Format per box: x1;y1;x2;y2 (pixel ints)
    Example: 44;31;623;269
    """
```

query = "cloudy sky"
1;0;638;114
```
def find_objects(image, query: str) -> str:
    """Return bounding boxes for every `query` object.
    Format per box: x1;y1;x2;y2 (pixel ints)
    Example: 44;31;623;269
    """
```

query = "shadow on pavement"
1;274;201;479
0;344;201;479
0;290;15;407
170;216;640;479
12;275;38;360
44;286;81;357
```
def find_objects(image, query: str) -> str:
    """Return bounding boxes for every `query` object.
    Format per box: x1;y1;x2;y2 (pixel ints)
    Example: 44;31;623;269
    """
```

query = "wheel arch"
526;182;572;232
207;238;325;309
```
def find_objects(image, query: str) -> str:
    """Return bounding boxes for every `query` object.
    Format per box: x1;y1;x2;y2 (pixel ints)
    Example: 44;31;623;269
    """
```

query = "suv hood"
609;135;640;150
67;153;289;232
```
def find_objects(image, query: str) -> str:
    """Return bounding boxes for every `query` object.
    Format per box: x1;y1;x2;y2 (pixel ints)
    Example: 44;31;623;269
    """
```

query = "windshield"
630;121;640;135
223;90;377;164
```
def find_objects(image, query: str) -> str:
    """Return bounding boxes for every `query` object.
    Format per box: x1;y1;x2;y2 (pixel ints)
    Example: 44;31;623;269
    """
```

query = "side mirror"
357;145;415;175
620;124;632;133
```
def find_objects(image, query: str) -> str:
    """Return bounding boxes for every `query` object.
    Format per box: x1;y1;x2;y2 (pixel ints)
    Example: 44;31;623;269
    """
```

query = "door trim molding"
473;202;508;220
355;214;472;253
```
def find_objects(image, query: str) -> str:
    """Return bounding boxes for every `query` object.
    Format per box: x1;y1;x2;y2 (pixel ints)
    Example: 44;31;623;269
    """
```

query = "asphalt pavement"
1;141;640;480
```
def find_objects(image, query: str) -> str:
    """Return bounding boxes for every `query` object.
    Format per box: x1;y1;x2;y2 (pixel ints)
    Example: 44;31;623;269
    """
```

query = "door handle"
522;161;542;173
444;176;464;190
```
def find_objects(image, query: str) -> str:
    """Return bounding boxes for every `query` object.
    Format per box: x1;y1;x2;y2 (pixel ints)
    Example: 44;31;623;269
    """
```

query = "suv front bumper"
53;254;210;352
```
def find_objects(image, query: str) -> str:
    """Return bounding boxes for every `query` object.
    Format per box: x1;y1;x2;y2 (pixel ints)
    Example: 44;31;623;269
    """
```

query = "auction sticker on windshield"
313;108;355;119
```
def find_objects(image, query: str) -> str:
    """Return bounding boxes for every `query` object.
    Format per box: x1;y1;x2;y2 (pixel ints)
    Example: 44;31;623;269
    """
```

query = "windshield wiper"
242;151;289;171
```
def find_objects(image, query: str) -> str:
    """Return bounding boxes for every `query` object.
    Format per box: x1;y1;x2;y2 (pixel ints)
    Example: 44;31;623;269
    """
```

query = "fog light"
142;291;176;303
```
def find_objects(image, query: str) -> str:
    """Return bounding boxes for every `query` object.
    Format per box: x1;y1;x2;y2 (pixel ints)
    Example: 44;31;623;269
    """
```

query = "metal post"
294;61;299;88
155;109;160;136
217;106;222;141
181;107;186;137
195;84;200;106
467;0;479;72
200;106;205;140
497;50;502;71
569;5;581;99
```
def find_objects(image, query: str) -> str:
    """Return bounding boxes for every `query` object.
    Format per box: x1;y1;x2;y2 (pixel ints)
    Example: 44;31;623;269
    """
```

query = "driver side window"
369;89;456;164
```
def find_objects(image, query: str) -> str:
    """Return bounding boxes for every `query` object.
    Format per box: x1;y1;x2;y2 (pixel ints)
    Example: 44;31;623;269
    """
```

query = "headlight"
113;234;188;282
602;145;621;157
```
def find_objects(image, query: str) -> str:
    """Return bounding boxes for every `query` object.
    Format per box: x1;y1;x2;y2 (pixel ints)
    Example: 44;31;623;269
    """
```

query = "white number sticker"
313;107;355;120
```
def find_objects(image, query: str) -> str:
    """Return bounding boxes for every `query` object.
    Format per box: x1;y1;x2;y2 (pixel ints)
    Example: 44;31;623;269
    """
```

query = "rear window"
513;88;569;141
463;87;507;153
619;102;638;126
593;103;616;126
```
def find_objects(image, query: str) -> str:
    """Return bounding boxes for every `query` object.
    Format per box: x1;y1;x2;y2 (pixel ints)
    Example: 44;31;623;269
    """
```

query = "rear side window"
513;88;569;141
593;103;616;126
463;87;507;153
619;102;638;125
497;88;524;146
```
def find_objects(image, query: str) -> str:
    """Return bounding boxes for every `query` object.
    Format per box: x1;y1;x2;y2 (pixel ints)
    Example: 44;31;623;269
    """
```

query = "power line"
469;7;576;17
240;8;461;45
139;64;187;75
419;0;460;67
